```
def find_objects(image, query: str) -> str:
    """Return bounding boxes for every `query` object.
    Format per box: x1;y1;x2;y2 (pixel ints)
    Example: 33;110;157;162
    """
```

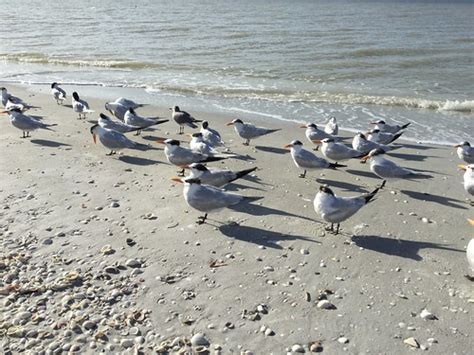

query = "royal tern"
370;119;410;134
454;142;474;164
1;108;56;138
1;87;38;111
90;124;148;155
300;123;339;150
51;82;66;105
314;181;385;234
201;121;225;147
98;113;143;134
170;106;202;134
352;132;392;154
105;101;128;121
124;108;168;135
189;132;220;156
284;140;344;178
467;219;474;280
458;164;474;197
185;163;257;188
114;97;145;110
317;138;364;162
171;177;254;224
72;92;93;119
324;117;338;135
158;138;228;175
361;148;431;181
227;118;281;146
367;129;403;145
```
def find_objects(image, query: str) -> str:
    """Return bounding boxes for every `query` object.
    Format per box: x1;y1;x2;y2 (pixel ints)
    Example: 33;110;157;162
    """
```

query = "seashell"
420;309;437;320
195;346;209;354
191;333;210;346
7;325;24;337
100;245;115;255
65;271;80;281
291;344;305;353
309;341;323;352
404;337;419;348
317;300;336;310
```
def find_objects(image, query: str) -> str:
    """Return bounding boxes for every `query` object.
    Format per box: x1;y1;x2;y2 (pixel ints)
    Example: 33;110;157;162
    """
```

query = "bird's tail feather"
364;180;386;203
329;162;347;169
389;132;403;144
232;167;258;182
401;122;411;129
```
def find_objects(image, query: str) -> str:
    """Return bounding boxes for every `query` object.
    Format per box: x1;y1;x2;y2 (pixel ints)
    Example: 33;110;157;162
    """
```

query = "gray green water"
1;0;473;144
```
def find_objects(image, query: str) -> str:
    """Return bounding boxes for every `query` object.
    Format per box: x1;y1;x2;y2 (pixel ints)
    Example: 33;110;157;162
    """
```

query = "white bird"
185;163;257;188
201;121;225;147
170;106;202;134
171;177;256;224
458;164;474;197
467;219;474;280
324;116;338;135
72;92;93;119
90;123;148;155
361;148;431;181
454;142;474;164
370;119;410;134
352;132;392;154
189;132;220;156
367;129;403;145
105;101;128;121
1;87;38;111
124;108;168;135
98;113;143;134
158;139;228;175
227;118;281;146
318;138;364;162
284;140;344;178
300;123;338;150
114;97;145;110
1;108;56;138
51;82;66;105
314;181;385;234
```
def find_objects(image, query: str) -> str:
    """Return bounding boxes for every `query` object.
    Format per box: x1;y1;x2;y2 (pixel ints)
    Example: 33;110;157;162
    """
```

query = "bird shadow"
87;120;98;124
389;152;437;162
400;189;468;210
345;169;380;179
63;104;73;109
229;202;315;222
316;178;370;193
229;153;257;162
255;145;288;155
218;224;319;249
118;156;162;166
398;143;439;150
30;139;71;148
224;183;266;192
352;235;463;261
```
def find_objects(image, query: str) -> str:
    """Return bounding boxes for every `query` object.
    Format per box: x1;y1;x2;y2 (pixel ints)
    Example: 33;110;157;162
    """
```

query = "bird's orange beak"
170;177;183;183
226;122;234;126
299;125;307;128
92;134;97;144
458;164;467;171
369;122;377;124
360;155;370;162
468;218;474;226
283;144;293;149
156;139;166;144
0;110;8;115
312;140;322;144
453;144;461;148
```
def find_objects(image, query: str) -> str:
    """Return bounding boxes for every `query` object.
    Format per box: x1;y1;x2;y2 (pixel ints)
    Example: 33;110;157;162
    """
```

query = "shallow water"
0;0;473;143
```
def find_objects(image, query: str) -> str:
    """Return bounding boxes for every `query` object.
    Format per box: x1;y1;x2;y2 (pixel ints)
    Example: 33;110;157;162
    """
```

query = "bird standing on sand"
466;219;474;281
201;121;225;147
171;177;257;224
170;106;202;134
124;108;168;135
284;140;344;178
158;139;228;175
227;118;281;146
367;129;403;145
352;132;392;154
458;164;474;198
90;124;148;155
98;113;143;134
317;138;364;162
1;108;56;138
300;123;338;150
185;163;257;188
1;87;38;111
325;117;338;135
72;92;93;119
114;97;145;110
454;142;474;164
361;148;431;181
314;181;385;234
189;132;220;156
370;119;411;134
51;83;66;105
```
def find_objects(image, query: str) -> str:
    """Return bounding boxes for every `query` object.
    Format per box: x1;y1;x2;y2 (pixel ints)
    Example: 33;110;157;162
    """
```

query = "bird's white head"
284;139;303;151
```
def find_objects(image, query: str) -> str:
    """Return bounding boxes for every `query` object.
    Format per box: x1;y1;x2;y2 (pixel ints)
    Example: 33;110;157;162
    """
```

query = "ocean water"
0;0;473;144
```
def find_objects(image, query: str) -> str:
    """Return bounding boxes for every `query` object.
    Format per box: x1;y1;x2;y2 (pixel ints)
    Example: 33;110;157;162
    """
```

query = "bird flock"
1;84;473;276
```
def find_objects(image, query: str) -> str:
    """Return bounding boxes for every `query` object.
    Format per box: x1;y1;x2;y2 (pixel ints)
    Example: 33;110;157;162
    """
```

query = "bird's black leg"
106;150;113;156
313;145;319;151
335;224;340;235
27;132;30;137
197;213;208;225
299;170;307;178
177;168;185;177
243;139;250;146
325;223;333;232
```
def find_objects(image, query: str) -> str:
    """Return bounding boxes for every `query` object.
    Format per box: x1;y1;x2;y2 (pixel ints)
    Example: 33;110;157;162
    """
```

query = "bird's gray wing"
187;185;243;212
297;149;329;168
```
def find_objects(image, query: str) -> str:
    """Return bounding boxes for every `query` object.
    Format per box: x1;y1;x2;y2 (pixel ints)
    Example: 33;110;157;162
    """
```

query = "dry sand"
0;84;472;354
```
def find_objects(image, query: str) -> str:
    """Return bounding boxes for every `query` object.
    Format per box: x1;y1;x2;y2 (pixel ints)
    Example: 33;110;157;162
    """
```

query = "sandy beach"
0;84;472;354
